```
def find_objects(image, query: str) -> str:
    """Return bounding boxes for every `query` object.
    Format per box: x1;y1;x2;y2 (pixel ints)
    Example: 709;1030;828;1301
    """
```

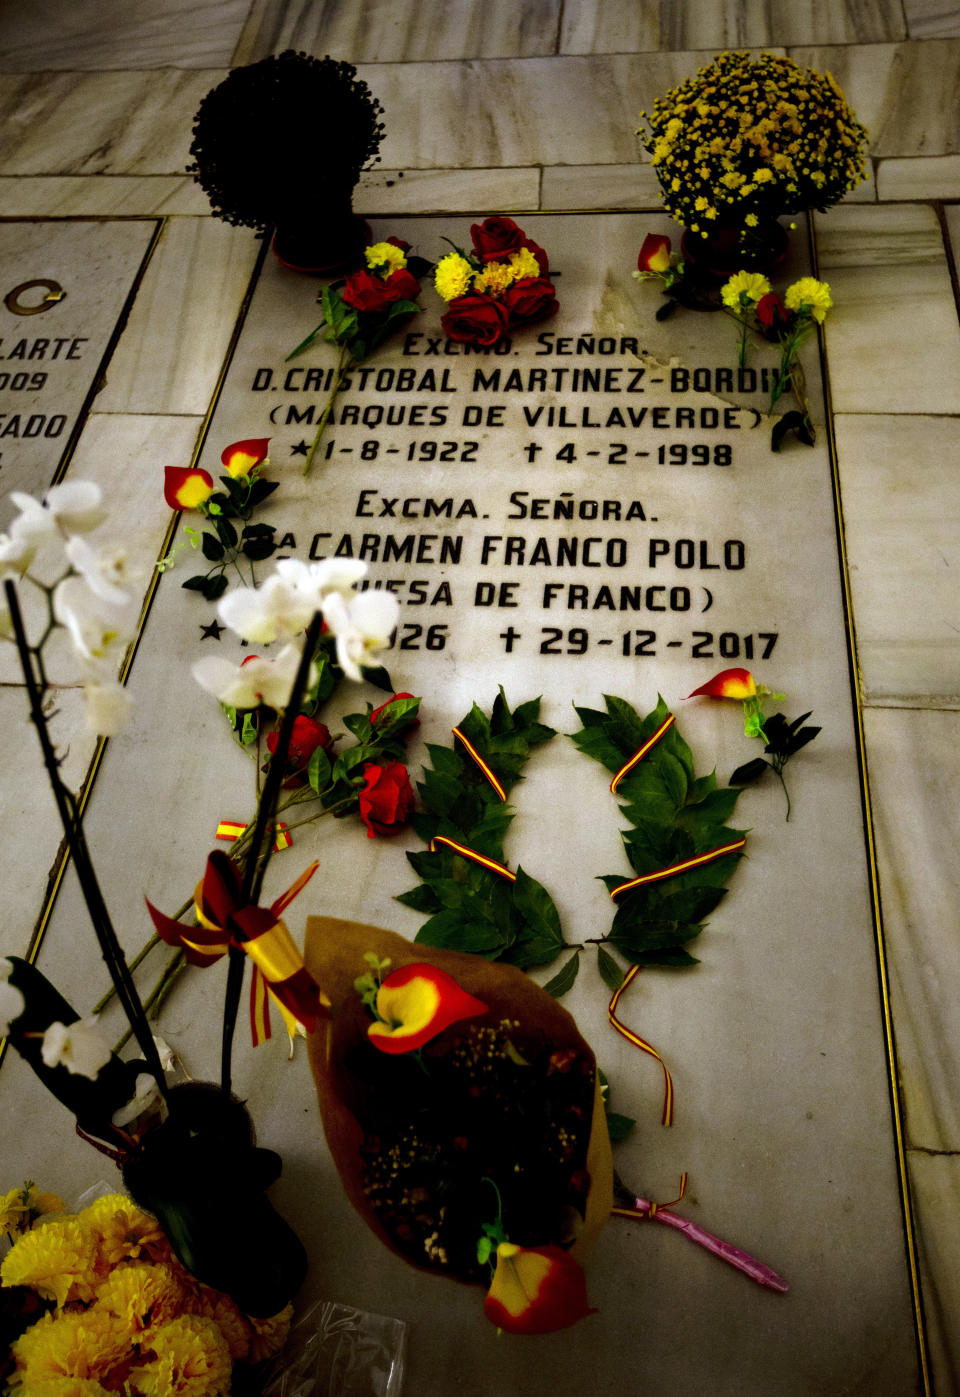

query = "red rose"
370;691;420;734
470;215;526;262
358;761;415;838
441;294;509;346
341;267;419;313
266;714;333;781
502;277;558;327
756;292;791;332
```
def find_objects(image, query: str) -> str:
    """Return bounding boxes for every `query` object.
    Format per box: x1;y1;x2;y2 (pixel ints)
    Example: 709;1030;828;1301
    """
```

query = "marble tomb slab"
2;214;926;1395
0;218;159;498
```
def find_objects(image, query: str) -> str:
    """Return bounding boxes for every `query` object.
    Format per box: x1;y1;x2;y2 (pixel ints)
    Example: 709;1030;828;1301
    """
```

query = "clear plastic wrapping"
261;1300;407;1397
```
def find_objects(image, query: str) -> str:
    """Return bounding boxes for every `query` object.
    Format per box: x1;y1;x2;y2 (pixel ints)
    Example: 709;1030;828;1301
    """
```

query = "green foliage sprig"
570;695;747;978
160;469;279;603
398;691;567;969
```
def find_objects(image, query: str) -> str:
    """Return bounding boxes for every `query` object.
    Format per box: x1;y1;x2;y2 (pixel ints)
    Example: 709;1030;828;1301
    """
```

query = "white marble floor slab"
907;1150;960;1393
904;0;960;38
95;217;260;416
815;204;960;417
833;414;960;706
0;0;249;71
0;176;213;217
355;166;540;215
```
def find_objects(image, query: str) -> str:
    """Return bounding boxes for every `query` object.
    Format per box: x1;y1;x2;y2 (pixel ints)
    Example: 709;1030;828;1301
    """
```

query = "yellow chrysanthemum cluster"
365;240;407;275
638;51;868;235
1;1190;294;1395
0;1182;64;1239
435;245;542;302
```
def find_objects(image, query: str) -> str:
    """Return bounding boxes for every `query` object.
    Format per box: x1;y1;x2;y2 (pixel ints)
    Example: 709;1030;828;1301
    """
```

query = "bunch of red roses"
434;216;558;346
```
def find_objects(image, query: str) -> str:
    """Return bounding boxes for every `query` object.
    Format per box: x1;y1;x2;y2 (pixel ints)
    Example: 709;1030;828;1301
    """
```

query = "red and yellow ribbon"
428;835;516;883
216;819;292;852
608;963;675;1125
610;712;675;793
452;726;507;801
146;850;328;1047
610;837;747;899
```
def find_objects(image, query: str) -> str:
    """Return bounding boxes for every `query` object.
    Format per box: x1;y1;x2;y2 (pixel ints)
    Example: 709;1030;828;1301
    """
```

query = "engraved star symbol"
200;618;225;640
290;440;310;456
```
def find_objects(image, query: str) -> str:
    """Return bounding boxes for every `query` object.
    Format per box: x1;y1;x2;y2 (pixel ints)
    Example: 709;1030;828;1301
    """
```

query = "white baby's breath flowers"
193;643;314;710
0;958;25;1037
40;1017;113;1078
321;589;400;682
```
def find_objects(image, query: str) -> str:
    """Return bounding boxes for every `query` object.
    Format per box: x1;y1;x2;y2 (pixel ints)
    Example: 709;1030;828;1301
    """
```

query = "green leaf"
512;867;563;954
307;746;332;794
596;945;625;994
395;884;443;914
605;1111;636;1142
541;951;581;999
200;532;224;561
415;910;508;956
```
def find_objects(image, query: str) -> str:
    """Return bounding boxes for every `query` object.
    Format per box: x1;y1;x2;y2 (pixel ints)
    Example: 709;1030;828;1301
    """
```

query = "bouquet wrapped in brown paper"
304;916;613;1333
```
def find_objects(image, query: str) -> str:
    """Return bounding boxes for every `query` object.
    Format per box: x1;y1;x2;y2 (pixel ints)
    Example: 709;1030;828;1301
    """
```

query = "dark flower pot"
681;220;789;280
273;206;372;276
121;1081;307;1317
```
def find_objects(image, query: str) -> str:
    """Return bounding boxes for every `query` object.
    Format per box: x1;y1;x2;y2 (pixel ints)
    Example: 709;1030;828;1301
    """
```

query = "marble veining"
0;175;212;217
907;1151;960;1393
904;0;960;38
356;165;540;214
560;0;906;53
233;0;563;64
876;153;960;199
0;0;249;71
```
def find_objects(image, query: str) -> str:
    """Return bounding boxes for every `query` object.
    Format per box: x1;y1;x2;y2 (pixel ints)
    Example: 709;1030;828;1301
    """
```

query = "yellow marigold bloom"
364;241;406;274
721;271;771;309
96;1262;186;1334
0;1184;64;1237
721;170;745;188
752;167;774;183
1;1217;99;1308
694;195;709;211
133;1314;232;1397
785;276;833;322
433;252;473;301
12;1308;128;1385
472;261;515;297
247;1303;294;1364
193;1285;251;1361
81;1195;165;1269
506;246;541;281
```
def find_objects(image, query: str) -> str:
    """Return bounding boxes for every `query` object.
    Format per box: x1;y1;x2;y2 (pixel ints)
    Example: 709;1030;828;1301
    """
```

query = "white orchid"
275;556;368;599
65;535;142;608
0;529;36;573
53;574;137;664
40;1017;113;1078
0;958;25;1037
8;481;106;545
81;673;134;736
193;642;314;710
322;589;400;682
111;1070;163;1128
216;558;371;644
0;577;15;643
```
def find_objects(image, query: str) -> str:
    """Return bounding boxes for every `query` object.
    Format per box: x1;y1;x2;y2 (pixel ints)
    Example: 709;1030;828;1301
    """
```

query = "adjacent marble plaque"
0;218;157;497
9;215;922;1395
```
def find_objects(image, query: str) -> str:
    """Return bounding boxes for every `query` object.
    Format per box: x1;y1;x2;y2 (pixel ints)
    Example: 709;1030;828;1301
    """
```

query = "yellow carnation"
0;1184;64;1238
247;1303;294;1364
506;246;541;281
11;1309;128;1385
17;1379;113;1396
472;261;515;297
721;271;771;309
193;1285;251;1361
785;276;833;323
434;252;473;301
81;1195;165;1269
364;240;406;274
132;1314;232;1397
1;1217;99;1308
96;1262;186;1335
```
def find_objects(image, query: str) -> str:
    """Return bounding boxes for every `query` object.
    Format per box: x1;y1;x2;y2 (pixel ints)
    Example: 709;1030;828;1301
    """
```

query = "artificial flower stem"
220;611;326;1094
4;581;169;1102
615;1195;788;1292
304;343;352;477
787;357;815;443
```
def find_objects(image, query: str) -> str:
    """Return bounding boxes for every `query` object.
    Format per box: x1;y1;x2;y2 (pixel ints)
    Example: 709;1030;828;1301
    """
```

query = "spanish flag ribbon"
610;712;675;793
452;726;507;801
610;837;747;899
428;835;517;883
608;963;675;1125
216;819;292;852
145;850;328;1047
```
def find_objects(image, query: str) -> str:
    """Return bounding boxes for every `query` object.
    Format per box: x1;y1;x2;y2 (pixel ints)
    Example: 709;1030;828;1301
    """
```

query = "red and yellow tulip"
687;667;757;700
484;1242;595;1334
637;233;672;275
221;437;270;478
163;466;214;511
367;963;487;1054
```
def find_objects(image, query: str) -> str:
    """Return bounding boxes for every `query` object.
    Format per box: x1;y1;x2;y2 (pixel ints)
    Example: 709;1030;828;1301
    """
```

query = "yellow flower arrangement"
638;51;868;238
1;1188;292;1393
434;251;474;301
784;275;833;323
0;1182;64;1239
364;240;407;275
